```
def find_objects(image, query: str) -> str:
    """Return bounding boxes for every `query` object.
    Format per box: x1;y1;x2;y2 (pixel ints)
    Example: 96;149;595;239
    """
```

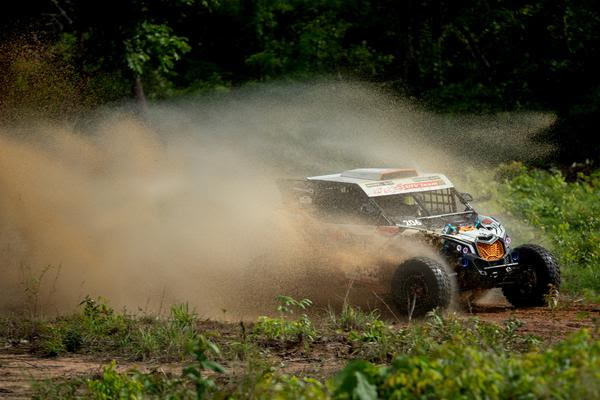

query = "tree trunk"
134;75;148;116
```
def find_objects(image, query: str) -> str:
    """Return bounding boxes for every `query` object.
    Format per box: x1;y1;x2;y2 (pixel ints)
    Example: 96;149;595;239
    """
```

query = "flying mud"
0;82;556;319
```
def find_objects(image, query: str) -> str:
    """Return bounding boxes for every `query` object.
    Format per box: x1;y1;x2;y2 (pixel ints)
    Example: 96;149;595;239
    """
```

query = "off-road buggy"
278;168;561;316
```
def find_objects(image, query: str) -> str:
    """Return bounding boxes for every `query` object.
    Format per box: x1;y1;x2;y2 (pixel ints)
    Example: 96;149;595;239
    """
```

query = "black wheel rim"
517;267;538;295
401;274;429;304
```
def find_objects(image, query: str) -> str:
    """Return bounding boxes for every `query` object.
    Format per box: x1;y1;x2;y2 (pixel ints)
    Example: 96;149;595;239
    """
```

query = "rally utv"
278;168;561;317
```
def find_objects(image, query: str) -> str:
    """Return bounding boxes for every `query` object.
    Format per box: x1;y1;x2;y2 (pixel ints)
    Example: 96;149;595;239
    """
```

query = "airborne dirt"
0;82;557;319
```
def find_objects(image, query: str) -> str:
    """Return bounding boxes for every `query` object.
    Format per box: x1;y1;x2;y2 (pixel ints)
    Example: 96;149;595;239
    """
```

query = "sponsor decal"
412;175;441;182
365;181;394;188
369;179;445;195
358;174;453;197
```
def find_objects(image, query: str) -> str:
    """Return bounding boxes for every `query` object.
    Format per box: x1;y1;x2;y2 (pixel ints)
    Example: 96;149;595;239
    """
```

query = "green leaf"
353;372;378;400
201;360;225;373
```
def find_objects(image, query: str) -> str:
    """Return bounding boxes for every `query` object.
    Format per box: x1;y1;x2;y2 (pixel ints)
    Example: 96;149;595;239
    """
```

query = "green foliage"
3;0;600;160
331;360;378;400
330;303;382;333
347;318;389;344
124;22;191;77
36;296;128;357
497;164;600;299
32;297;199;359
329;305;395;361
35;335;224;399
183;335;225;398
170;303;198;329
251;374;327;399
80;295;115;321
253;296;317;344
127;302;200;360
31;376;87;400
329;329;600;399
40;325;67;357
253;314;317;344
345;310;539;363
276;295;313;314
246;1;393;79
31;312;600;400
86;361;144;399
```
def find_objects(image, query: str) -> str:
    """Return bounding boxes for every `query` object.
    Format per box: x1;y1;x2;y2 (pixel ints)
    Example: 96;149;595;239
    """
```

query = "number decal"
402;219;423;226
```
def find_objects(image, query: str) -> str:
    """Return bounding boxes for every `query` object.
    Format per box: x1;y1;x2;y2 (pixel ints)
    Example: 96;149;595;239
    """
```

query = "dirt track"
1;301;598;399
468;302;600;341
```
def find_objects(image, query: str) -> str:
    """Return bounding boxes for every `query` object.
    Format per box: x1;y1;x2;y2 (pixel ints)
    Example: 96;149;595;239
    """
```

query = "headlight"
512;251;519;262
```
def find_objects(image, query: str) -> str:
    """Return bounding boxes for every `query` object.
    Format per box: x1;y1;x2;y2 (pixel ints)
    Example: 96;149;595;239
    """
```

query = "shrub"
86;361;144;399
496;164;600;299
331;329;600;399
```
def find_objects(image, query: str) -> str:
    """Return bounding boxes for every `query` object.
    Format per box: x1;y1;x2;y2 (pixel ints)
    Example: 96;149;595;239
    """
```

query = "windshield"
373;188;473;222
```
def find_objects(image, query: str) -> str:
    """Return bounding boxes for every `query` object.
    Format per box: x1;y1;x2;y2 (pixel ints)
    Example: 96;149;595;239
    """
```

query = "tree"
125;22;191;108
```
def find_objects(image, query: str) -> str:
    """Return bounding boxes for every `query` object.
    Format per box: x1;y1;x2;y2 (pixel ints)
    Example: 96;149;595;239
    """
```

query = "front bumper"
453;251;524;290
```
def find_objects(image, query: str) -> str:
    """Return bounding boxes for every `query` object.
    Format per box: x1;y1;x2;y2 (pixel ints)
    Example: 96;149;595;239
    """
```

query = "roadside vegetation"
482;163;600;301
31;330;600;399
4;296;593;399
1;296;201;360
0;295;539;361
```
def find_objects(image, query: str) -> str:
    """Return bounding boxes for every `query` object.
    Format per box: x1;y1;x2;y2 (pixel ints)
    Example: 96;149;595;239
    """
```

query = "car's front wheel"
502;244;561;307
391;257;452;318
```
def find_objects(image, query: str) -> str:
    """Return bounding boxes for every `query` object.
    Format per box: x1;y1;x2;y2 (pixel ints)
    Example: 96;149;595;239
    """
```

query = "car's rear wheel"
391;257;452;318
502;244;561;307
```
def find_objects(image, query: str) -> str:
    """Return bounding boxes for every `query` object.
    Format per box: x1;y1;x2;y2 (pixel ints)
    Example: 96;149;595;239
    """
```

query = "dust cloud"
0;81;554;318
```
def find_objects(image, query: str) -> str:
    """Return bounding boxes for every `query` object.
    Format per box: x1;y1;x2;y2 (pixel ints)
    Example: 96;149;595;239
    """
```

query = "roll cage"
278;178;474;227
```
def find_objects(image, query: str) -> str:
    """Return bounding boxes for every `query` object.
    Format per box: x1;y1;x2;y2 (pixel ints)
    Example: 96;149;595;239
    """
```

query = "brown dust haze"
0;82;555;318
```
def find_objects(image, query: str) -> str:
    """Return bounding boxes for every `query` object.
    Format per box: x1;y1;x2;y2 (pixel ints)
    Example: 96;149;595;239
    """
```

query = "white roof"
308;168;454;197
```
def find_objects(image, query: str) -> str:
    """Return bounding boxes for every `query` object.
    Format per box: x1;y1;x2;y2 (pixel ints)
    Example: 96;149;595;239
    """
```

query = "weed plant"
252;295;318;345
